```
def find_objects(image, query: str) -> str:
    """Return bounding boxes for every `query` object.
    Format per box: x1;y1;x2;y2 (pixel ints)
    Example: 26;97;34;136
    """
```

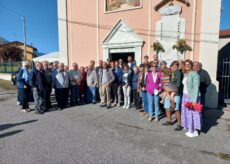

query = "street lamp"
22;16;27;61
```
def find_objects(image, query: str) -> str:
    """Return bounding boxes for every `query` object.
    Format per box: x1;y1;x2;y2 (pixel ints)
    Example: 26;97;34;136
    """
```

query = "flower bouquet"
184;102;203;113
151;41;165;57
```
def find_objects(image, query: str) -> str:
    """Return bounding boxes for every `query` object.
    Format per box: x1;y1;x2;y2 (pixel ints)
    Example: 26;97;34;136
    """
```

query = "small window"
105;0;142;13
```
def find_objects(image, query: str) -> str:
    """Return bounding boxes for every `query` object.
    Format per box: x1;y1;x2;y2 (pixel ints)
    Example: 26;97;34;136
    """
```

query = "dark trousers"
70;85;80;106
18;88;30;109
44;84;52;110
33;89;46;112
56;88;69;108
132;89;141;109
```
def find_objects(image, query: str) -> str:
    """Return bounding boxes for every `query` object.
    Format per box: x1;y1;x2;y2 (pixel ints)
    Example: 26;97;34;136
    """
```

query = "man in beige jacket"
98;62;115;109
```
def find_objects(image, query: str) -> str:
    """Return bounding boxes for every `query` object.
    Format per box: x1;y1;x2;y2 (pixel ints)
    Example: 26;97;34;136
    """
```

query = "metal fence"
0;62;21;73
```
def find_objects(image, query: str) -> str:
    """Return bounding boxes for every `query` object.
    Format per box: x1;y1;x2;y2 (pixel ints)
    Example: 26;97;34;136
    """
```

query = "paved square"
0;90;230;164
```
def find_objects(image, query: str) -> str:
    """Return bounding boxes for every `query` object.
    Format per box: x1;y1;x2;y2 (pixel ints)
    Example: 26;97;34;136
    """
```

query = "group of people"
16;55;211;138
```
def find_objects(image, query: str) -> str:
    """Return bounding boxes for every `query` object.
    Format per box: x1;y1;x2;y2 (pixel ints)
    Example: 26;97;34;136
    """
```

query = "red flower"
184;102;203;113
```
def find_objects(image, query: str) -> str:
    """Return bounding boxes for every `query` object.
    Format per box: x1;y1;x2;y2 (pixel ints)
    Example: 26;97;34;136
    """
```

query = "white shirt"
182;76;189;94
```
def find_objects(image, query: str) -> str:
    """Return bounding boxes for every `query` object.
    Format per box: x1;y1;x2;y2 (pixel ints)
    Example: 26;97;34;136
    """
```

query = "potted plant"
172;39;192;54
151;41;165;57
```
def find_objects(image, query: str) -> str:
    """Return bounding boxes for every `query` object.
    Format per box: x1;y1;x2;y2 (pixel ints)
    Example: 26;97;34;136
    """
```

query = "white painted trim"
147;0;152;57
199;0;221;108
191;0;197;60
57;0;68;65
96;0;99;66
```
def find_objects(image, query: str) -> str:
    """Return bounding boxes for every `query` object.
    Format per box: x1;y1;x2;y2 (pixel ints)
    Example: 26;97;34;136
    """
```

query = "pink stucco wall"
66;0;203;66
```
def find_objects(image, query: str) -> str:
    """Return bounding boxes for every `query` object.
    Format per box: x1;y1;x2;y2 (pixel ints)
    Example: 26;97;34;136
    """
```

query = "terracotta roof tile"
220;30;230;38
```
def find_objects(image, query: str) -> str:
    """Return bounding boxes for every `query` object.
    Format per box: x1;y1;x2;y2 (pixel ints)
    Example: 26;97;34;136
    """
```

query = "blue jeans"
147;93;159;118
70;85;80;105
142;91;148;113
89;86;96;103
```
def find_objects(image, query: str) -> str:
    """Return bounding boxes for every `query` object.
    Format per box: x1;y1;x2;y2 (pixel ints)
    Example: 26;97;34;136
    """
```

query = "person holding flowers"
181;59;203;138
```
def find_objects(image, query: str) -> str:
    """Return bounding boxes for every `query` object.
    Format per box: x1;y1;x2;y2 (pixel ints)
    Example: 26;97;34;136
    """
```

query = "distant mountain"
0;37;9;45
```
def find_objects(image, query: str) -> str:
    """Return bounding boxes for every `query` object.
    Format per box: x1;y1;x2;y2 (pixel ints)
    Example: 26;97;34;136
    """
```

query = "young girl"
160;83;177;109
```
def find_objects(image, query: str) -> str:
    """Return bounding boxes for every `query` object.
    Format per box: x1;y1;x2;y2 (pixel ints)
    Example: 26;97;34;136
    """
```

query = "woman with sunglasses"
146;62;162;122
181;59;202;137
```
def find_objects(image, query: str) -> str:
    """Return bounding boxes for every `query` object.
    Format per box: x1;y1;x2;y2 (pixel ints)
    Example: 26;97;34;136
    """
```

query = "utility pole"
22;16;27;61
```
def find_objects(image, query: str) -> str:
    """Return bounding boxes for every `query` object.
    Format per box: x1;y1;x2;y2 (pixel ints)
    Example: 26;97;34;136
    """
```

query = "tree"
0;46;23;62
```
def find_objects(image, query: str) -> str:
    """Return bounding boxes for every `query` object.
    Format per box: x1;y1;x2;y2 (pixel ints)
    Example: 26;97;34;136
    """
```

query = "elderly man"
127;56;136;70
98;62;115;109
87;64;98;104
69;63;82;106
30;62;46;114
52;63;69;110
193;61;211;107
42;61;52;111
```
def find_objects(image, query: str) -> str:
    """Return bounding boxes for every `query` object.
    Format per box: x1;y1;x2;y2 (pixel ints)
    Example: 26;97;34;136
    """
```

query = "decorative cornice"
154;0;190;11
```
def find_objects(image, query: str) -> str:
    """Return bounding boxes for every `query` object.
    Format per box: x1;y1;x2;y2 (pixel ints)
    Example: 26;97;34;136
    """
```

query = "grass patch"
0;79;16;90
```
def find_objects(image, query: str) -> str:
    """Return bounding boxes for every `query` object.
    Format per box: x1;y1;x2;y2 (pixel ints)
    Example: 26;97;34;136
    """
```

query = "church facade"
57;0;221;108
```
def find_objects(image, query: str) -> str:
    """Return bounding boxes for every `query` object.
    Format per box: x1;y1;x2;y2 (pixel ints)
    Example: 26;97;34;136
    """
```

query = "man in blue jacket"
30;62;47;114
112;61;123;107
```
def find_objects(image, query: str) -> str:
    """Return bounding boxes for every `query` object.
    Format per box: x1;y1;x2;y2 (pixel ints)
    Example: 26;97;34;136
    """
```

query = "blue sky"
0;0;229;54
0;0;58;54
221;0;230;29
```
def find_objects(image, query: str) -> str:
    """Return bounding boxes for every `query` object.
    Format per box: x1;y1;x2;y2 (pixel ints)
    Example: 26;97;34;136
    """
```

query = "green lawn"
0;78;16;90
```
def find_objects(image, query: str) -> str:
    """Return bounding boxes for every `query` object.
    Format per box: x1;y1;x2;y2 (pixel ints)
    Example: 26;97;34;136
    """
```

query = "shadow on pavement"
201;108;225;134
0;120;38;132
0;130;24;139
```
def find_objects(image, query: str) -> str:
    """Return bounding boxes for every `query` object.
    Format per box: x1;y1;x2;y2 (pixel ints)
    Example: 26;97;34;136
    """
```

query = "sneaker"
174;125;183;131
117;103;121;107
100;104;106;107
193;130;199;137
106;106;111;109
21;109;26;113
122;105;126;109
185;132;195;138
148;117;153;122
155;117;159;122
162;121;173;126
126;105;130;109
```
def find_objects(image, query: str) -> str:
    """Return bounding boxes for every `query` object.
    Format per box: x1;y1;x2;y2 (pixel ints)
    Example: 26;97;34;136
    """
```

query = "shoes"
162;121;173;126
106;106;111;109
174;125;183;131
122;105;126;109
35;111;41;114
126;105;130;109
193;130;199;137
100;104;106;107
148;117;153;122
92;102;96;104
185;131;199;138
21;109;26;113
155;117;159;122
117;103;121;107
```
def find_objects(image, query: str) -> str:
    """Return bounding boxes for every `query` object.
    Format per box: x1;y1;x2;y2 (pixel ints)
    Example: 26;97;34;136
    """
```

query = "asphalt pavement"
0;90;230;164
